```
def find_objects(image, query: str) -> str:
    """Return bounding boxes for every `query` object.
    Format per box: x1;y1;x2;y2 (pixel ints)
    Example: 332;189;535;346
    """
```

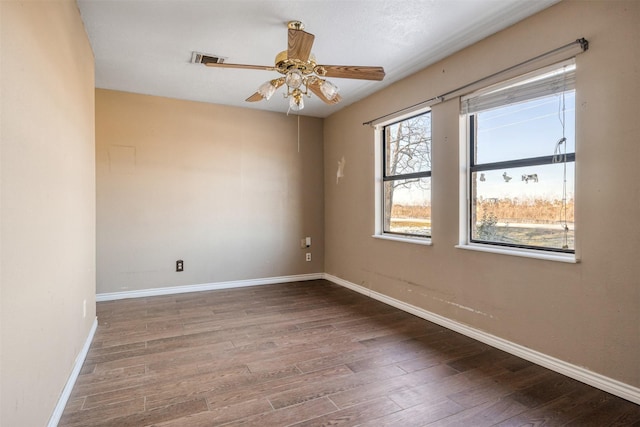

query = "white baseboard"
96;273;324;302
48;317;98;427
323;273;640;405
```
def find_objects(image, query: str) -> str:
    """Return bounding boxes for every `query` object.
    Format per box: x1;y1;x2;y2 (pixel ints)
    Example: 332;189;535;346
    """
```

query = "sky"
474;91;575;201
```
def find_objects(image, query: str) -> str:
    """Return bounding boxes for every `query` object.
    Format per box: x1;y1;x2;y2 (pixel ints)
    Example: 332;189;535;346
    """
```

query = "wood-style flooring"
60;280;640;426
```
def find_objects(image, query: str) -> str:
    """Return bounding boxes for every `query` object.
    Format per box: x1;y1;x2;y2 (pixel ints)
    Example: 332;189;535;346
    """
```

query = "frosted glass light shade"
289;95;304;111
257;81;277;100
285;69;303;89
320;80;339;100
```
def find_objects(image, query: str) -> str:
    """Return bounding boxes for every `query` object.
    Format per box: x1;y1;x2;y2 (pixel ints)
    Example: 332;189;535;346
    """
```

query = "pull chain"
297;114;300;153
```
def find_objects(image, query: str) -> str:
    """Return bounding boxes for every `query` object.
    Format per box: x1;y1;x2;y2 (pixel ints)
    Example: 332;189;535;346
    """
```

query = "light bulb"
320;80;339;100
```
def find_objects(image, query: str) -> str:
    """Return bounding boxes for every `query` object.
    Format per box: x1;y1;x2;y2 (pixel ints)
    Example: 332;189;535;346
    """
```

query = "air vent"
191;51;226;65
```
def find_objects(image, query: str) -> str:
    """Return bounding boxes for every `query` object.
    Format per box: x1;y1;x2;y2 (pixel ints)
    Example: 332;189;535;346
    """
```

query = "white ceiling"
77;0;560;118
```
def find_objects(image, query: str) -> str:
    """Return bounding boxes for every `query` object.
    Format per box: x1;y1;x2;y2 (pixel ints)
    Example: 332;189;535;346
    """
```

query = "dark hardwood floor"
60;280;640;426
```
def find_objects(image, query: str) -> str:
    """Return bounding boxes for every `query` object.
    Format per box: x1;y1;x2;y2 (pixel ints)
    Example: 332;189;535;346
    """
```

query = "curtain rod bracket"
577;38;589;51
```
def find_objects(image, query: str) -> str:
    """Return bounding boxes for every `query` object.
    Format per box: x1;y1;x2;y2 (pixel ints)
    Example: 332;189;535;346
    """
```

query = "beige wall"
96;90;324;294
1;1;96;426
324;0;639;388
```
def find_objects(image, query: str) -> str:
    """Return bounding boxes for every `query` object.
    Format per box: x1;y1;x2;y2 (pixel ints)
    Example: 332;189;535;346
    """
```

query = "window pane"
385;113;431;176
471;163;574;250
474;91;575;164
384;177;431;237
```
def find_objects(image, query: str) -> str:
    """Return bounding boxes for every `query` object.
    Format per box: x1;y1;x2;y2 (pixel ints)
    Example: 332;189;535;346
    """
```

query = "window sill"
455;243;578;263
372;234;432;246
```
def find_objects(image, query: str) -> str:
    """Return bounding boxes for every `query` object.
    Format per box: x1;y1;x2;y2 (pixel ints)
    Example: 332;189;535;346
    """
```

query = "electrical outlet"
305;253;312;262
176;260;184;272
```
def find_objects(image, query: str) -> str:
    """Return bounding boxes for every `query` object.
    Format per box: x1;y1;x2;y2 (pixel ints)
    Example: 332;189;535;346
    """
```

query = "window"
461;60;575;254
379;111;432;239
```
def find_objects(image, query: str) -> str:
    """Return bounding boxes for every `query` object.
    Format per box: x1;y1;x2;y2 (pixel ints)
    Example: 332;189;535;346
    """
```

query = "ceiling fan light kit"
203;20;385;112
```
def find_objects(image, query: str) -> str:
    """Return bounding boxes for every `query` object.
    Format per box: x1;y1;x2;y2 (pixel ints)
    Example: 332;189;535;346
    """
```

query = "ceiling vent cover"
191;51;226;65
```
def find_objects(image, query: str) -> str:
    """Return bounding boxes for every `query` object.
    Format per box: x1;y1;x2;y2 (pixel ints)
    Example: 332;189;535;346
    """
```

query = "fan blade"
317;65;385;81
288;29;315;61
308;80;342;105
246;92;264;102
205;62;276;72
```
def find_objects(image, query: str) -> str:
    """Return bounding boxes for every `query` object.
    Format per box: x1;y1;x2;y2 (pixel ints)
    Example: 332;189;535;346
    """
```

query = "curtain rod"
363;38;589;127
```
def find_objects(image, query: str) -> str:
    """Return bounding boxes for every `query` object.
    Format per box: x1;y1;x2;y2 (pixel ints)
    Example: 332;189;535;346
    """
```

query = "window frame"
373;107;433;245
458;61;578;261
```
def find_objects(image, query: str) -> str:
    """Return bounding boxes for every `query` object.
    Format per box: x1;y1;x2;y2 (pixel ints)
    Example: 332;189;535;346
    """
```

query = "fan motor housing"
274;50;317;75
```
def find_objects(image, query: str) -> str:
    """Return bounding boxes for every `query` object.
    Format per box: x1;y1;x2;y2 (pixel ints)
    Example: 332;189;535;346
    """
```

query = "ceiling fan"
202;20;385;112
